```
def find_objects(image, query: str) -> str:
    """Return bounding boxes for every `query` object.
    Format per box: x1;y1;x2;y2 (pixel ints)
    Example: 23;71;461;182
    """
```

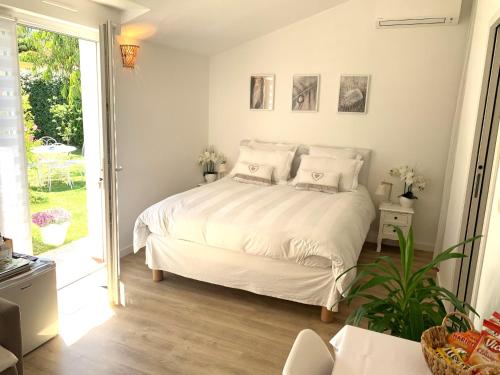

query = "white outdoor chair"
46;160;74;191
38;136;57;146
41;143;75;191
283;329;334;375
63;143;85;177
33;136;58;187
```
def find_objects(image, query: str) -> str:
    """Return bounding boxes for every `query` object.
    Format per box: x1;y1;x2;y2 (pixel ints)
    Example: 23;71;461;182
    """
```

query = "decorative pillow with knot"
231;161;274;186
293;168;340;194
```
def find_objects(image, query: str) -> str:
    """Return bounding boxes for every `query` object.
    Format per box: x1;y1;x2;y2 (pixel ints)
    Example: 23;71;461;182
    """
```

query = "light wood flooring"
23;243;432;375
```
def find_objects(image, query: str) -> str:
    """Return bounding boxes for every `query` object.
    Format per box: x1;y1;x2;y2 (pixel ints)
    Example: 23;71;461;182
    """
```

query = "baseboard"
120;244;133;258
366;230;435;252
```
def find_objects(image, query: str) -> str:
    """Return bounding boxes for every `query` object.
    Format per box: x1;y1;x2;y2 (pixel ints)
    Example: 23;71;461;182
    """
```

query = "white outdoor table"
32;144;76;155
329;325;432;375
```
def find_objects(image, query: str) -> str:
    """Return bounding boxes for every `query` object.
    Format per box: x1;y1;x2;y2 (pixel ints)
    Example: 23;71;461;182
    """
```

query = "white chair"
63;143;85;176
46;160;74;191
38;136;57;146
283;329;334;375
33;136;58;188
0;345;18;375
41;143;75;191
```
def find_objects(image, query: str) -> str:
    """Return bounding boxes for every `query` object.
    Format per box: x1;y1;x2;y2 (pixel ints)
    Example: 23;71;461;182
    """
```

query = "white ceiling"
99;0;348;55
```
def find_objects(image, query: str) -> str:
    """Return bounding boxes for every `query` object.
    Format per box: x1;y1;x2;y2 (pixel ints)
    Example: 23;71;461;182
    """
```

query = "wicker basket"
421;312;500;375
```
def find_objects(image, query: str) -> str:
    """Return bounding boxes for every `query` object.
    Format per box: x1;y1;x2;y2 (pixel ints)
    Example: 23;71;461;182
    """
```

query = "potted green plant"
32;208;71;246
336;226;477;342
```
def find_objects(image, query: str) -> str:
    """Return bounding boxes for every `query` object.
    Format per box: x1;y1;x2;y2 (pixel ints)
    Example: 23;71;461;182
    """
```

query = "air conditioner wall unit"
375;0;462;28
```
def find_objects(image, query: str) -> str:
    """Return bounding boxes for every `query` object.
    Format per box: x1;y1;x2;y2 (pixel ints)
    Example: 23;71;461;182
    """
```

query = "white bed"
133;144;376;320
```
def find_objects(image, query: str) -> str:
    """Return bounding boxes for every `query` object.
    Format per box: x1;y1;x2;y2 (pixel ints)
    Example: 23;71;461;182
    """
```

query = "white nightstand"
376;202;414;252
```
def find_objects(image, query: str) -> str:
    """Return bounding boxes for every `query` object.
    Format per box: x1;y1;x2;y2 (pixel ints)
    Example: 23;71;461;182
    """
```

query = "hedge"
21;75;84;148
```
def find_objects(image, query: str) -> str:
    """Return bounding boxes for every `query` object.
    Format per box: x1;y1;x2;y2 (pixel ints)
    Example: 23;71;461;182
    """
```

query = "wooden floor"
24;243;432;375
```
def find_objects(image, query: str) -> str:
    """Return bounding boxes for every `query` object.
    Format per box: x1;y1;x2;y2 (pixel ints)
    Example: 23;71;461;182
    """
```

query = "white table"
329;325;431;375
32;144;76;155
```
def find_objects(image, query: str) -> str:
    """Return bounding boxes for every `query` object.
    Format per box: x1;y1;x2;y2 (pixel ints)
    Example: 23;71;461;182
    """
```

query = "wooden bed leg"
152;269;164;282
321;306;335;323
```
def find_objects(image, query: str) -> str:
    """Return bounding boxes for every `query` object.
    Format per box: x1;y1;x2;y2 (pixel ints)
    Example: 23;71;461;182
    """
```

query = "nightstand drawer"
382;224;409;239
382;212;410;226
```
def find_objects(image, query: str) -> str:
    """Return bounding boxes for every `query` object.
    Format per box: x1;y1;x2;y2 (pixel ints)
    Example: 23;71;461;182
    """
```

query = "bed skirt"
145;234;340;310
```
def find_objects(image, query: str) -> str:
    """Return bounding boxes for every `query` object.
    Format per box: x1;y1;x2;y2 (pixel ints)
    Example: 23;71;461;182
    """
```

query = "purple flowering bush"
32;208;71;227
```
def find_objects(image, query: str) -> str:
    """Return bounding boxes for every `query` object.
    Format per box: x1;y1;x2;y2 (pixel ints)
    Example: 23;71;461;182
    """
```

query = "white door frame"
99;20;121;306
3;10;122;304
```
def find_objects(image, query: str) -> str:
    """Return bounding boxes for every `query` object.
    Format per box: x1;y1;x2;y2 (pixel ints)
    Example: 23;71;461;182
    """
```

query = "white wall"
208;0;471;250
438;0;500;292
115;41;209;253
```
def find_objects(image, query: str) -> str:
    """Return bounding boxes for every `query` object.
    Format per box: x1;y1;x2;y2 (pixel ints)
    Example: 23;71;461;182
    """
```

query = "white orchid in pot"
389;166;426;208
198;145;226;183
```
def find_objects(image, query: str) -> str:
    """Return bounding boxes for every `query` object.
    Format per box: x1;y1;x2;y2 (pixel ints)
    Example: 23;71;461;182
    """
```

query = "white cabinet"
0;259;58;355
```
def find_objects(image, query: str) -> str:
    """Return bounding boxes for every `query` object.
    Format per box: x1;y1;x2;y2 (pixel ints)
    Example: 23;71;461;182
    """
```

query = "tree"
18;25;84;147
18;25;81;103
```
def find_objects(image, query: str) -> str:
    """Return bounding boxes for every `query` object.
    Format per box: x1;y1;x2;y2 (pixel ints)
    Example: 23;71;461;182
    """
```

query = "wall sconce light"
120;44;139;68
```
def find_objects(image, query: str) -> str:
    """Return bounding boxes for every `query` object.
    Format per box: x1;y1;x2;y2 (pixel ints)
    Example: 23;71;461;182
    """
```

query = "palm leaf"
340;226;479;341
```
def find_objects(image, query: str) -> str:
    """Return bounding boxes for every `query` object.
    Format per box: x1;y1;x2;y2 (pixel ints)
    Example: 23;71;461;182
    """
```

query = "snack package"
467;332;500;366
448;330;481;357
483;319;500;339
491;312;500;325
435;347;470;370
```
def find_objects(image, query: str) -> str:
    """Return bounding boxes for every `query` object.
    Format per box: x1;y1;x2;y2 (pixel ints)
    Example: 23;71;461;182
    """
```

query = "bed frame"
152;266;335;322
147;235;339;323
149;142;372;323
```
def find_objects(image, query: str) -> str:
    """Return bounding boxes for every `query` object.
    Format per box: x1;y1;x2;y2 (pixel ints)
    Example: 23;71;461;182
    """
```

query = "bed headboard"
240;140;372;187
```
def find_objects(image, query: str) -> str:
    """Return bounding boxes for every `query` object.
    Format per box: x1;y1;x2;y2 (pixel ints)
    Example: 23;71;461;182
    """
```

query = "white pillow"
233;145;294;183
309;146;359;160
231;161;273;186
295;156;364;192
249;140;298;153
294;169;340;194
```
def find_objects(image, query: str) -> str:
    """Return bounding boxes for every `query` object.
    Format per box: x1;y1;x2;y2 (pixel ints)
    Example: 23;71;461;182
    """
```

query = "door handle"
474;172;482;198
115;166;123;172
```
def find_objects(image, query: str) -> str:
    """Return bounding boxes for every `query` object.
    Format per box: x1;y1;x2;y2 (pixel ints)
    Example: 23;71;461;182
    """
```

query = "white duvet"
134;178;375;292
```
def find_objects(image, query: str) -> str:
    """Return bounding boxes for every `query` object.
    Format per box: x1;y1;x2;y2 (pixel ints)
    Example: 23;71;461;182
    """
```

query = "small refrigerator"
0;258;59;355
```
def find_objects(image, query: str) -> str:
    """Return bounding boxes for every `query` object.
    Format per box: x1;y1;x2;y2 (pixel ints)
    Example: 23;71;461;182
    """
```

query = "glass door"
456;26;500;303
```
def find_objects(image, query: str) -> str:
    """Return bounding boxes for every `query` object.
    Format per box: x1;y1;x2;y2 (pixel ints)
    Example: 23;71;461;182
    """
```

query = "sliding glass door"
456;25;500;304
0;17;32;253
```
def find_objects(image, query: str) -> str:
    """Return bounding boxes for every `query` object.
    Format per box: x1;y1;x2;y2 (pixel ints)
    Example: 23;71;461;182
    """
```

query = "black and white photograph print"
292;75;320;112
250;74;275;110
338;75;370;113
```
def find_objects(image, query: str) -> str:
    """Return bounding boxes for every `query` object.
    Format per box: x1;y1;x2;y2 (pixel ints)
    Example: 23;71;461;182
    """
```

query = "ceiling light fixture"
120;44;139;68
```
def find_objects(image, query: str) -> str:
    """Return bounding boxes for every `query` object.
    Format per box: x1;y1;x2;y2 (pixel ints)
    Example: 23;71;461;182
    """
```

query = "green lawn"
28;154;88;255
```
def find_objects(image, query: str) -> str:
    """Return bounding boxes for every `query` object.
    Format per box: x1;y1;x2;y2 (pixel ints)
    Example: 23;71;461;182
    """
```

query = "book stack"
0;257;31;282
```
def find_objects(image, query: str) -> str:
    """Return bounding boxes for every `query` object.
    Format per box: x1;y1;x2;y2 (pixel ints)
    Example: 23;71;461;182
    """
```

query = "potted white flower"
389;166;426;208
198;146;226;183
32;208;71;246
